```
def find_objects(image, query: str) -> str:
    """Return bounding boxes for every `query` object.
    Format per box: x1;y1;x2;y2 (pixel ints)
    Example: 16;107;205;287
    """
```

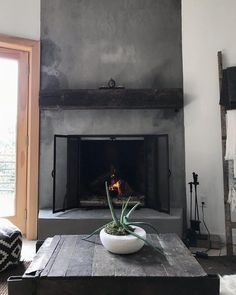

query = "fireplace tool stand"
186;173;211;253
186;172;201;247
191;172;201;232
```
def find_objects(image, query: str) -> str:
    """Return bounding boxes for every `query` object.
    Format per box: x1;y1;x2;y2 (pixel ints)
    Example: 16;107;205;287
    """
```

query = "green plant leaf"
121;201;125;220
82;221;112;240
125;202;140;219
83;182;163;256
120;197;131;224
122;224;164;256
125;221;159;234
105;181;120;226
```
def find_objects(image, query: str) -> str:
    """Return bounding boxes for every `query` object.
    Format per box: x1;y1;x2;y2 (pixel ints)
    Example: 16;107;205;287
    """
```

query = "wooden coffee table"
8;234;219;295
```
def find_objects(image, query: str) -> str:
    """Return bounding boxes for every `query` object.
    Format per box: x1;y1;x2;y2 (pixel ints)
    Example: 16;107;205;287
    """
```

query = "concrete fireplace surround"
38;0;185;239
38;107;185;239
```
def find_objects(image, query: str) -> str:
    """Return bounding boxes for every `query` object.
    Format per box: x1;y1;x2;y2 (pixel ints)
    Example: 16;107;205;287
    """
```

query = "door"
145;135;170;213
53;135;81;213
0;48;29;234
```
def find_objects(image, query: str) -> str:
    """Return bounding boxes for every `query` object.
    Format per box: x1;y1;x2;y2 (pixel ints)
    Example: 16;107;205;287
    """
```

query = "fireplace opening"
52;135;170;213
80;138;145;207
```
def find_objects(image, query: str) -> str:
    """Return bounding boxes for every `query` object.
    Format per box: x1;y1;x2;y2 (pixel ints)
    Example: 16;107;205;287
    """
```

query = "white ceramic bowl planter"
100;226;146;254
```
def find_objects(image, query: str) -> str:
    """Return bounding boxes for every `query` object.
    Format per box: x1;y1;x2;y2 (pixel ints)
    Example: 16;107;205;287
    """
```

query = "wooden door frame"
0;34;40;239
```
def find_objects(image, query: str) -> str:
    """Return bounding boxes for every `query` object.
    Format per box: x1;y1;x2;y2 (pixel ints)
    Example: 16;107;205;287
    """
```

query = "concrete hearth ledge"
38;208;183;240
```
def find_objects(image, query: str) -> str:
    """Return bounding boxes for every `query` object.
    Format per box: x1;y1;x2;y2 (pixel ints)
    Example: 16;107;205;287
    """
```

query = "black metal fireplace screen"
52;135;170;213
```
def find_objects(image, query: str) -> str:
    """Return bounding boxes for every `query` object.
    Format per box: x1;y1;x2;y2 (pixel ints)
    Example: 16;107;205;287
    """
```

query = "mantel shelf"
39;88;183;110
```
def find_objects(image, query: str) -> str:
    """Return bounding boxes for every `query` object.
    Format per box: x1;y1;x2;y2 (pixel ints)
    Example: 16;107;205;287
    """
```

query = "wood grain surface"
25;233;206;278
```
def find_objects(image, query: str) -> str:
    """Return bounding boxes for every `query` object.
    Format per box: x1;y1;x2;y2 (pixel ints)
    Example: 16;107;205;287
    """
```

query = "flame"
109;174;123;196
110;180;121;191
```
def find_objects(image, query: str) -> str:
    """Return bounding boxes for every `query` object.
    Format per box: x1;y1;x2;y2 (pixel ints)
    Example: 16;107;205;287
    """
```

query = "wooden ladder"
218;51;235;255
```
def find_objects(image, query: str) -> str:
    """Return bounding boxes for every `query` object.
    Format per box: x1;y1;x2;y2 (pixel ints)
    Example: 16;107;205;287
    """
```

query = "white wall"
182;0;236;240
0;0;40;40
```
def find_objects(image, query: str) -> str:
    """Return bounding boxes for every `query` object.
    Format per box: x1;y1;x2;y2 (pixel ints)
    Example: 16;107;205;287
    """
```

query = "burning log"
89;166;134;199
109;167;133;198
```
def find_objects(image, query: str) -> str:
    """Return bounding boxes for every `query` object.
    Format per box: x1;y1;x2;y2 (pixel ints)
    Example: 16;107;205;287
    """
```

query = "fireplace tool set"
189;172;201;233
186;172;211;251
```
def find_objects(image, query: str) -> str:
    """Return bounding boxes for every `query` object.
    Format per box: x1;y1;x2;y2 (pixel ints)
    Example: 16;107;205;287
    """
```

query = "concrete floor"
190;245;236;256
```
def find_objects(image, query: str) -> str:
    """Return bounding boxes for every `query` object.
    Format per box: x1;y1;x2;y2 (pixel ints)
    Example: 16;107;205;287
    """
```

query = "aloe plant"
83;181;164;255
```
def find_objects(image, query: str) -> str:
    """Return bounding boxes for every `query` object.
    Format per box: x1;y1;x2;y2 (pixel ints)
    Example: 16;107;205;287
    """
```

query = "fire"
109;179;122;196
109;168;123;197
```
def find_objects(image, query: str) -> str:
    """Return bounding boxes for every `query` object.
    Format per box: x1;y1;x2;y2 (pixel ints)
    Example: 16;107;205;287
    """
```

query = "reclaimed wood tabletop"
8;234;219;295
24;233;206;278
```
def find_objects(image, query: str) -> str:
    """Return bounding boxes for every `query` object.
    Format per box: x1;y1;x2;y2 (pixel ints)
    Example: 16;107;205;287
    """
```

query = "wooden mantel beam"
39;88;183;110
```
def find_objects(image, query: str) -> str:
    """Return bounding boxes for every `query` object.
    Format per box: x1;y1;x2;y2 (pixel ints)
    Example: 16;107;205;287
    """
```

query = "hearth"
52;134;170;213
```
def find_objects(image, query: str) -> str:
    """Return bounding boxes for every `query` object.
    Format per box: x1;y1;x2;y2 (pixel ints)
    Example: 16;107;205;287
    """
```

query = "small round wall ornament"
99;79;124;89
108;78;116;89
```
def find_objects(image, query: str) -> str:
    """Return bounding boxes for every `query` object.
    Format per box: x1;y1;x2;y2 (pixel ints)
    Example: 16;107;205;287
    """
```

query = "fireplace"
52;134;170;213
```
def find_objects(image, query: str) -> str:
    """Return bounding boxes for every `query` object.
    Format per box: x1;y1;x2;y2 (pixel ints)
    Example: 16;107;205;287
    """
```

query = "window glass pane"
0;58;18;217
